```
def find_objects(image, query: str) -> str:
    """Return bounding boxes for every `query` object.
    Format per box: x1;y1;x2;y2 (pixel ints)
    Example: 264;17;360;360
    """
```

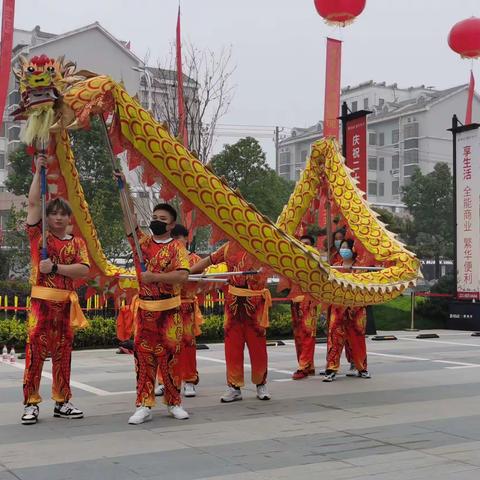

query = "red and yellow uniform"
24;222;90;405
291;296;318;373
157;252;203;385
326;261;367;373
129;230;189;407
210;244;271;388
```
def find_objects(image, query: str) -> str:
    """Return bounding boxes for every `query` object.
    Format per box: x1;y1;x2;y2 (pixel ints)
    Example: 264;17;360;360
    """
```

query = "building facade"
278;81;480;213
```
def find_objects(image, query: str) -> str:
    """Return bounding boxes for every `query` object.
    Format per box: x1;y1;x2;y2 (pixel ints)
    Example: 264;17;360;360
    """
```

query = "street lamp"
131;66;153;112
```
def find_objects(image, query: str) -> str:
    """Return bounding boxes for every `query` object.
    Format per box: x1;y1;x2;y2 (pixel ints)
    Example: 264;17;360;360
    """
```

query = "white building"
278;81;480;213
0;23;197;232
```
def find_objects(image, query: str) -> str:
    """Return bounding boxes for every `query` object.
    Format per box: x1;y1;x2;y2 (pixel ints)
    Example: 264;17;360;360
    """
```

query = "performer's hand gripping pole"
98;115;146;272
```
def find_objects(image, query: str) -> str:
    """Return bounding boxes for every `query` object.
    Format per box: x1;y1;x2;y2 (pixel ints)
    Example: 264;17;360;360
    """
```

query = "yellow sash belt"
291;295;305;303
30;285;88;330
181;298;204;336
228;285;272;328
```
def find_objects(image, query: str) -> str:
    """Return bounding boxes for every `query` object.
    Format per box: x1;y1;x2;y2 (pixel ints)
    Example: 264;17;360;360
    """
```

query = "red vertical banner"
345;115;368;196
0;0;15;133
176;6;188;145
323;38;342;139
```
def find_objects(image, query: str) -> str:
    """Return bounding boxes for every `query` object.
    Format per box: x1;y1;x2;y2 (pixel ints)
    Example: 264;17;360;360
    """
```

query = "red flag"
0;0;15;134
176;6;193;240
465;70;475;125
176;6;188;145
323;38;342;139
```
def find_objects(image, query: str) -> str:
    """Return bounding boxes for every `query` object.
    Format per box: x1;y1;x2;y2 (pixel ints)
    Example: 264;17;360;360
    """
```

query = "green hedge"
0;309;295;351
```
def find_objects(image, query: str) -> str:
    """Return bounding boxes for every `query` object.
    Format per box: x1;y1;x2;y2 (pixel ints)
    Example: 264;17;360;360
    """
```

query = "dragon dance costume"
209;244;272;388
157;251;203;386
24;222;89;405
127;230;190;407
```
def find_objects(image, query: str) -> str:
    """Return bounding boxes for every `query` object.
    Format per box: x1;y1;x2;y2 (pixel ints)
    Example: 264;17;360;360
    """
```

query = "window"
378;183;385;197
137;191;149;198
369;132;376;145
392;154;400;170
8;90;20;106
279;151;291;165
368;182;377;196
279;165;290;174
391;129;399;144
363;98;369;109
368;156;377;171
404;165;418;176
379;157;384;171
404;138;418;149
0;153;4;169
392;180;399;195
351;101;358;112
378;98;385;107
404;122;419;138
404;149;419;164
301;150;308;163
378;132;385;146
8;126;20;141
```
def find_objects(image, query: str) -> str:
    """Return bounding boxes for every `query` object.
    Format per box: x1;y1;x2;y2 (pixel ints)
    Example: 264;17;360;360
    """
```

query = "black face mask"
150;220;168;236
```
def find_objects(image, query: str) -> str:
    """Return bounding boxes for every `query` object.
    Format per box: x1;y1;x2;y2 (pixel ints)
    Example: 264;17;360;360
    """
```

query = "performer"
323;239;370;382
156;224;203;398
115;173;190;424
22;154;90;425
291;235;319;380
191;244;271;403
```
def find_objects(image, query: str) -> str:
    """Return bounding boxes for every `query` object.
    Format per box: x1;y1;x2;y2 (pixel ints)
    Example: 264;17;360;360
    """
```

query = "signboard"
456;127;480;299
345;115;368;196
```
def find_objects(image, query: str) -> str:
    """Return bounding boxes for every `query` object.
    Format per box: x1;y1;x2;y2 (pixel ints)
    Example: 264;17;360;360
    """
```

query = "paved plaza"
2;330;480;479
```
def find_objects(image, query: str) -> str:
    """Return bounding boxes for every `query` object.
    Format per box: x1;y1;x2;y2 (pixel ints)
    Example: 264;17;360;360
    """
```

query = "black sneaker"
358;370;371;379
322;370;336;382
54;402;84;419
21;404;39;425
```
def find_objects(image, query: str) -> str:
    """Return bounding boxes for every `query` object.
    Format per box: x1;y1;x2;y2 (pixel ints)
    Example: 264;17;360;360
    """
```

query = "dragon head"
13;54;77;117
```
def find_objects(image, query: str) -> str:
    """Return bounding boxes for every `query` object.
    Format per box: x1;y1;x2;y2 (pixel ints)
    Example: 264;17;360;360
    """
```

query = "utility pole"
274;126;279;173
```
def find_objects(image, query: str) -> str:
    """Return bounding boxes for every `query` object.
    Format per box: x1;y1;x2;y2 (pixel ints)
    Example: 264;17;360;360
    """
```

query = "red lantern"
448;17;480;59
314;0;366;27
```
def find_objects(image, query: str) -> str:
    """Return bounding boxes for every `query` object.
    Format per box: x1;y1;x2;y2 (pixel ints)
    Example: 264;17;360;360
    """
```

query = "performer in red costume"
22;154;90;425
156;224;203;398
191;244;272;403
323;239;371;382
115;173;190;425
291;235;319;380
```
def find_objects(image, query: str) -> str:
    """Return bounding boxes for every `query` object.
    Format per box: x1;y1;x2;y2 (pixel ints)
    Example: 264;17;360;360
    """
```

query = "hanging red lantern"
448;17;480;59
314;0;366;27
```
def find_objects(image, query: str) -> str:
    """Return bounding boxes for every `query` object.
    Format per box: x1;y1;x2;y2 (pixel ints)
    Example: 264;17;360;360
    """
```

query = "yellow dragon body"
15;60;420;306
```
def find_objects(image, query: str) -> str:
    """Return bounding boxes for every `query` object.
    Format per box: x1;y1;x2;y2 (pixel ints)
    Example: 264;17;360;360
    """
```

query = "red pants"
23;299;73;405
291;300;317;372
326;306;367;372
135;306;182;407
157;303;199;385
224;294;268;388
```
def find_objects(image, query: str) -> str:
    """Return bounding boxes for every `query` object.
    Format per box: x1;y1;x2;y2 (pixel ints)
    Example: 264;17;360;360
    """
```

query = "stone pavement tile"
10;460;145;480
0;472;20;480
414;415;480;441
2;430;187;470
115;449;248;480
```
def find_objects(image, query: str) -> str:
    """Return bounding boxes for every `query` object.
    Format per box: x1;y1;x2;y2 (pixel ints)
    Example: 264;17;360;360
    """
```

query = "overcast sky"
12;0;480;165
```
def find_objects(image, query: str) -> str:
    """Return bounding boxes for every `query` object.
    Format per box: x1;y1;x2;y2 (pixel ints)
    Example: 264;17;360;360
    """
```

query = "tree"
152;44;235;163
4;118;128;263
210;137;295;221
402;163;454;277
372;206;416;248
2;205;30;277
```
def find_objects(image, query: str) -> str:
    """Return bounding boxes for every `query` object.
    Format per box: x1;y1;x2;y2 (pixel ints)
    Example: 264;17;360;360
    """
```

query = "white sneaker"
128;406;152;425
21;404;39;425
155;384;165;396
53;402;83;419
346;363;358;377
256;384;271;401
168;404;189;420
184;383;196;397
220;386;242;403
